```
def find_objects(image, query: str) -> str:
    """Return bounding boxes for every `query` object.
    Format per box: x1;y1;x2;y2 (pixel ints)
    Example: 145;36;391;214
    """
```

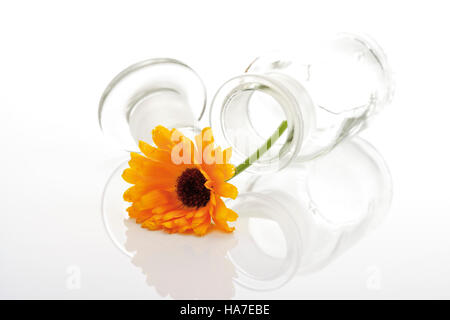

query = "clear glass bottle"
98;58;206;152
210;33;394;174
225;137;392;289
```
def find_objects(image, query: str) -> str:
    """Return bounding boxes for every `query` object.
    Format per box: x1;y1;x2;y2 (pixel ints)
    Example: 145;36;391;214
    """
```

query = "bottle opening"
210;75;304;174
99;58;206;152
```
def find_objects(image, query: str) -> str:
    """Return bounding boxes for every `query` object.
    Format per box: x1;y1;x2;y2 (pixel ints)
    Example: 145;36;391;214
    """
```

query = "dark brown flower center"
176;168;210;208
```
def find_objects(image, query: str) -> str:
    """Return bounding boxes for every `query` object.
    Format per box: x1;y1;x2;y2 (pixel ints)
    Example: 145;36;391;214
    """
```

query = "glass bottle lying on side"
210;33;394;174
226;136;392;290
98;58;206;152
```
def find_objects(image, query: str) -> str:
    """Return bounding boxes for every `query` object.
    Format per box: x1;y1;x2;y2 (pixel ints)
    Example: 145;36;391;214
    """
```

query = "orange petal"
152;201;182;215
193;206;209;219
205;181;238;199
135;190;171;211
152;125;174;150
126;205;139;219
204;164;235;182
141;220;161;230
192;206;210;227
139;141;172;163
128;156;169;175
223;147;233;164
161;220;175;229
177;224;192;233
185;211;195;219
123;185;149;202
220;164;236;180
173;216;189;227
128;157;184;184
212;196;238;232
127;206;154;223
162;209;188;221
216;182;238;199
122;168;145;184
135;210;155;223
193;221;210;236
130;151;153;164
128;152;163;172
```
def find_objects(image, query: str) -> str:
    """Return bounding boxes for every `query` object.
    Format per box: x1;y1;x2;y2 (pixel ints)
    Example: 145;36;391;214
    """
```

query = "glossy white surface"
1;0;450;299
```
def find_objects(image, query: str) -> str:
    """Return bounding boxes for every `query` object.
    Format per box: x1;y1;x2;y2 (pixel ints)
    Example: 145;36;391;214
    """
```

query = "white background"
1;0;449;299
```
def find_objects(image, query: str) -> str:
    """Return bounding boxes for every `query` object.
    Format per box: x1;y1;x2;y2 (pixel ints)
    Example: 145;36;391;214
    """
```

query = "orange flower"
122;126;238;236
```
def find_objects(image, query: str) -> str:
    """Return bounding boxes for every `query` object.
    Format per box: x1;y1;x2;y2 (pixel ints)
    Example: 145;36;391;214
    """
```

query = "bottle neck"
210;74;307;174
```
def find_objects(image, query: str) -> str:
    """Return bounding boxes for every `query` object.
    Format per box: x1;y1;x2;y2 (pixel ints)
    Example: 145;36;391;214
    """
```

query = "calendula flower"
122;126;239;236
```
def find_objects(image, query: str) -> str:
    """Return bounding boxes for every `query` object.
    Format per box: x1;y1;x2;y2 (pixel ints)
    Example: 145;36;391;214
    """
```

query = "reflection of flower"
124;219;238;299
122;126;238;235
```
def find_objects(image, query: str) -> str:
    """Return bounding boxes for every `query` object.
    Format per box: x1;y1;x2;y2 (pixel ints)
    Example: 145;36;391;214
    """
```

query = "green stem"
230;120;288;179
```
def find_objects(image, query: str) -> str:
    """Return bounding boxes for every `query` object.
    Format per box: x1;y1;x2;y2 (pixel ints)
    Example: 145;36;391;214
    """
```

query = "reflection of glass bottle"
98;58;206;151
226;137;392;290
210;33;394;174
101;137;391;294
